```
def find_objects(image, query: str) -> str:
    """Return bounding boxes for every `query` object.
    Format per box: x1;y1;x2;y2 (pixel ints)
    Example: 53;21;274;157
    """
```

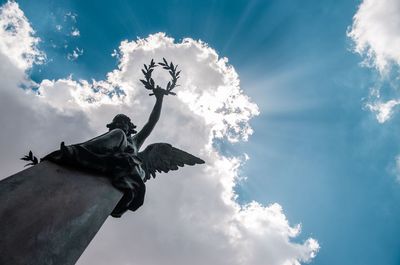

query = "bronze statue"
23;59;204;217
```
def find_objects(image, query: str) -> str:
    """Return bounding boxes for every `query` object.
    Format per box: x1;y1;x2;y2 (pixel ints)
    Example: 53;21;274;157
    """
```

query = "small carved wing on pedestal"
138;143;205;182
20;151;39;167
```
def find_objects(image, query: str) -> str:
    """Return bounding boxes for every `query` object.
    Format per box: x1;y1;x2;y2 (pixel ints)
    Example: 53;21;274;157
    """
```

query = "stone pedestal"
0;161;122;265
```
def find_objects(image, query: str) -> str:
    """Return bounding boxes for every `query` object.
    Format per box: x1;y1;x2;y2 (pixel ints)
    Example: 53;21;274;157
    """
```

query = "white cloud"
347;0;400;73
67;47;83;61
70;28;80;37
0;1;45;70
366;99;400;123
0;2;319;265
106;34;259;143
0;1;93;177
348;0;400;123
349;0;400;184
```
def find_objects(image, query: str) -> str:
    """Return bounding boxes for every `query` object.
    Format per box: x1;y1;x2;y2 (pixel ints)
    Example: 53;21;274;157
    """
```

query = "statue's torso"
127;135;146;181
126;136;137;154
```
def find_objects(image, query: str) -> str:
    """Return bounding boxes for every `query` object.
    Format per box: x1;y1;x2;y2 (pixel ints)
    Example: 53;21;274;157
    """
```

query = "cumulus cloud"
0;1;93;177
0;2;319;265
0;1;45;70
348;0;400;123
349;0;400;180
347;0;400;73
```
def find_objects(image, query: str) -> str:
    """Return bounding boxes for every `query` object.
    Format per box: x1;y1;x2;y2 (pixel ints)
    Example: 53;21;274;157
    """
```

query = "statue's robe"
43;128;145;217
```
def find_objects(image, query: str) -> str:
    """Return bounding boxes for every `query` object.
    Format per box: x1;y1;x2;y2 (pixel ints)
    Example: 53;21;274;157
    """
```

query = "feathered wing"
138;143;205;182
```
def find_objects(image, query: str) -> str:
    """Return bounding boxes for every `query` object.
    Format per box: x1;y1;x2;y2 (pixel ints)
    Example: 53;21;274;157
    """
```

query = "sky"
0;0;399;265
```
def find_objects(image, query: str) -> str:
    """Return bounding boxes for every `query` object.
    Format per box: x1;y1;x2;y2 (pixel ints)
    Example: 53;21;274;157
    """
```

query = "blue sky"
2;0;400;264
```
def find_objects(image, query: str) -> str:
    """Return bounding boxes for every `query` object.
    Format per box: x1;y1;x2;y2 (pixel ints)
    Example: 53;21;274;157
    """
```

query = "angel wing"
138;143;205;182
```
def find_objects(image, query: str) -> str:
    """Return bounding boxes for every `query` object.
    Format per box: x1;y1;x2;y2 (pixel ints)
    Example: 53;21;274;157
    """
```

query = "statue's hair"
106;114;137;135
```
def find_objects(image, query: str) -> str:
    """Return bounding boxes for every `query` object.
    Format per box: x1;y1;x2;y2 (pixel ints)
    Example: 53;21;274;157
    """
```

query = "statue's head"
106;114;137;135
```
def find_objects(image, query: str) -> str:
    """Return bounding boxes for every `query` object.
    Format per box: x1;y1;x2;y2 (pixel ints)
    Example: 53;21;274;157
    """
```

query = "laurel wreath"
140;58;180;96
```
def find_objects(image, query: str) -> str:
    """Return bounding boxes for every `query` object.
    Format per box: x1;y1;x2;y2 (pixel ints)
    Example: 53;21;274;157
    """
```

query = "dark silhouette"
21;151;38;167
26;59;204;218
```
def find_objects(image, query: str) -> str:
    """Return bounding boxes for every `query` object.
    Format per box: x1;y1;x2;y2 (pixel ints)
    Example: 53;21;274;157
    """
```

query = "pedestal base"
0;161;122;265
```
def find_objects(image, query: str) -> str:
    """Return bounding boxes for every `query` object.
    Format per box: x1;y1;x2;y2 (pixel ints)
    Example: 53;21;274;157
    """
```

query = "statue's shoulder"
127;135;139;151
128;134;136;143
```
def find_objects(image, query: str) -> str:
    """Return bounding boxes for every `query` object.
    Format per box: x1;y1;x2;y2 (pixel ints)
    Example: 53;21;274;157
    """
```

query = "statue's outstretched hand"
149;86;176;99
151;86;173;99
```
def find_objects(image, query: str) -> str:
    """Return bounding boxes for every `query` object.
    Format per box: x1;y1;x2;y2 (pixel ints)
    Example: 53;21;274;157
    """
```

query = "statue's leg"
42;129;129;172
110;176;136;218
110;169;145;218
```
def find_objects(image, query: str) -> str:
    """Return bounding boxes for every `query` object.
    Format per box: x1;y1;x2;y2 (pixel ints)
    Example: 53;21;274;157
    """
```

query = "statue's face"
115;121;137;135
107;114;136;135
116;121;130;135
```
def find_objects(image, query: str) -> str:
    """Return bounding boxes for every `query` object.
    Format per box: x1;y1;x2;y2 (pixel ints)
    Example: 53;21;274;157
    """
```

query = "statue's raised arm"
134;59;180;149
134;87;164;150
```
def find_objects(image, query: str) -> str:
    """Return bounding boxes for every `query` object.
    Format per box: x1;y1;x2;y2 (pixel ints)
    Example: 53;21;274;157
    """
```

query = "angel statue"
28;59;205;218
